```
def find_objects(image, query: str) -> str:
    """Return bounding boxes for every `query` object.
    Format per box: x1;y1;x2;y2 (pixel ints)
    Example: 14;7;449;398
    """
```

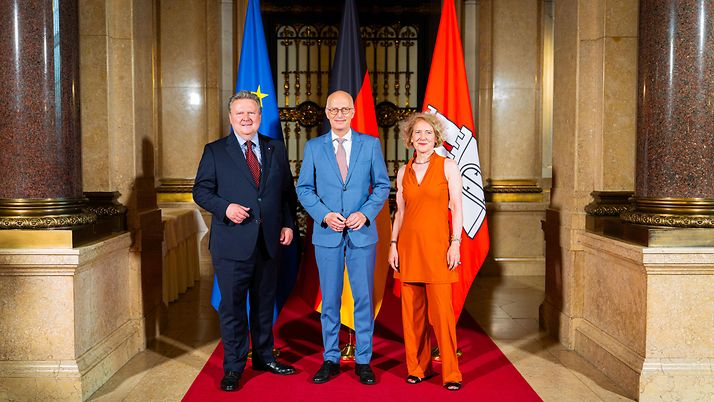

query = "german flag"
297;0;391;330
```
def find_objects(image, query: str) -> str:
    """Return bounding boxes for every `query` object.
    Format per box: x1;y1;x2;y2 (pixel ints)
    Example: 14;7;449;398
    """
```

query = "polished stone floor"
89;273;632;401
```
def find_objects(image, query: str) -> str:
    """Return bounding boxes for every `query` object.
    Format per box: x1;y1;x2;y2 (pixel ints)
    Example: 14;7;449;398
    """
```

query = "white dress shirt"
331;129;352;168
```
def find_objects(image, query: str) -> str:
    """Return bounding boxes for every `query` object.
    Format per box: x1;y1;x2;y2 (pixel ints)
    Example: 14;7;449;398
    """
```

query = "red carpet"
183;285;541;401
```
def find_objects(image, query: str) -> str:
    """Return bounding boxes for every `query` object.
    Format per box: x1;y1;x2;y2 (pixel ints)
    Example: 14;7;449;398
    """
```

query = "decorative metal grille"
276;23;419;181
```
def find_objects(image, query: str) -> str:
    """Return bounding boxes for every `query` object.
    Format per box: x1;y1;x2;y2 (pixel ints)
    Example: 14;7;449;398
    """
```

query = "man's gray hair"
228;90;262;112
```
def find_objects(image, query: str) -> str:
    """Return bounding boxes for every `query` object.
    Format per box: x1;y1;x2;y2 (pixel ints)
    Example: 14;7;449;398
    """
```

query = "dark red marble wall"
636;0;714;199
0;0;82;200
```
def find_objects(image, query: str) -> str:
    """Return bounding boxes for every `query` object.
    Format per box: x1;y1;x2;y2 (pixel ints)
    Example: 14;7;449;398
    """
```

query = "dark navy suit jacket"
193;133;296;261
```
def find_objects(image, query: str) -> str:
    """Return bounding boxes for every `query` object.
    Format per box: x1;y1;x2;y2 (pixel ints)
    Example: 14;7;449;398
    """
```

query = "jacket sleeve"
358;137;391;225
296;141;331;223
193;144;231;219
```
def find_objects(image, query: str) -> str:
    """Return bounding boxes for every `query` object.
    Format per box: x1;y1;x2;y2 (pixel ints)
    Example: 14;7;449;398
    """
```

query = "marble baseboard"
0;319;143;401
574;319;641;400
575;322;714;401
570;232;714;400
0;233;146;401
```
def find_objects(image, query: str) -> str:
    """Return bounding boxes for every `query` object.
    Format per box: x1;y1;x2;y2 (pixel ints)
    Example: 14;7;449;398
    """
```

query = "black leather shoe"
355;364;376;385
312;360;340;384
220;371;241;391
252;359;296;375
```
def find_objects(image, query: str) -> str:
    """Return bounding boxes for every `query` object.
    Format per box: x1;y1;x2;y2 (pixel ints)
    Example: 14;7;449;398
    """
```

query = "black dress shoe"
355;364;376;385
252;359;296;375
312;360;340;384
220;371;241;391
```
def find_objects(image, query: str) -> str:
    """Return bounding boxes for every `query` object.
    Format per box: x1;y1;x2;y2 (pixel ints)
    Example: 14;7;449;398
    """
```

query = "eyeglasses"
326;107;354;116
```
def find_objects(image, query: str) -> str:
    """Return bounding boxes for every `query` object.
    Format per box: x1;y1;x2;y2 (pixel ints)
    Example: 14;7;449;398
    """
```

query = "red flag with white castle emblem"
423;0;489;320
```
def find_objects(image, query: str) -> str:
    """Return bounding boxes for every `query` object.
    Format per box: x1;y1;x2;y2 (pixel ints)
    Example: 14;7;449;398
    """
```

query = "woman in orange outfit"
388;112;463;391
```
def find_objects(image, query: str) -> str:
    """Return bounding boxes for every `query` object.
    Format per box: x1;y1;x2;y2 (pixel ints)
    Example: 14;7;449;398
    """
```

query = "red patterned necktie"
245;140;260;187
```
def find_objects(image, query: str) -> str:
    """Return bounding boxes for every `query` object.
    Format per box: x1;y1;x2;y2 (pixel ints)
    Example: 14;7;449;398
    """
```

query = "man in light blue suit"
297;90;390;385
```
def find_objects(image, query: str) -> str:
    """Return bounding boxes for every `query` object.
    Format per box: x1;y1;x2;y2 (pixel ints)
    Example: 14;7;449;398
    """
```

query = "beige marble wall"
159;0;222;181
475;0;547;276
489;0;541;181
79;0;165;345
481;202;547;276
544;0;638;346
576;233;714;401
220;0;239;136
0;234;144;401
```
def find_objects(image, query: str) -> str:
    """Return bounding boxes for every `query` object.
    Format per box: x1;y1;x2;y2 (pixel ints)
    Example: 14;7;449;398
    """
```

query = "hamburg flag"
423;0;490;320
210;0;299;322
297;0;391;330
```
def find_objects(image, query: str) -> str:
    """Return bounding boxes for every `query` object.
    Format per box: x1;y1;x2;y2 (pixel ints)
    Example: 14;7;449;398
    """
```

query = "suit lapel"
225;134;258;190
259;135;272;192
322;134;344;183
345;132;363;185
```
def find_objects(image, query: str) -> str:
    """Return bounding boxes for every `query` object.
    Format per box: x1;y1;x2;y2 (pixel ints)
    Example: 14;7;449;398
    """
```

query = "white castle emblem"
427;105;486;239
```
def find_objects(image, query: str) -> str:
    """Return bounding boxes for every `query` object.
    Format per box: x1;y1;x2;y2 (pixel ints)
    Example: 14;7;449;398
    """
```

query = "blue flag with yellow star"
210;0;299;323
235;0;282;139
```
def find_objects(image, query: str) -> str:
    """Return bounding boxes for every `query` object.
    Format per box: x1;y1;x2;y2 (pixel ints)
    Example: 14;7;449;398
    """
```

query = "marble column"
622;0;714;227
0;0;94;229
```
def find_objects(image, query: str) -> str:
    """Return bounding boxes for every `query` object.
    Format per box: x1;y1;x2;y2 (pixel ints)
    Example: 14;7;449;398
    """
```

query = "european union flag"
210;0;299;323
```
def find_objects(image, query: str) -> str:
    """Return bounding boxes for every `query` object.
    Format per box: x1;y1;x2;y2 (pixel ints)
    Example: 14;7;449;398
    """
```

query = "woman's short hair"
399;112;446;149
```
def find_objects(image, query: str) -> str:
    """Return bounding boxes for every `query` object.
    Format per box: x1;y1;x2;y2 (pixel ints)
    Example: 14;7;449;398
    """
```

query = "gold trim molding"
156;179;194;203
0;213;96;230
485;179;543;202
485;179;543;193
620;211;714;228
157;178;194;193
0;198;97;229
622;197;714;228
584;191;633;216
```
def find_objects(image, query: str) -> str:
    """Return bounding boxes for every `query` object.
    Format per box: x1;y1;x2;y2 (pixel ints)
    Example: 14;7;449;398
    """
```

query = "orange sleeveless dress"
396;153;457;284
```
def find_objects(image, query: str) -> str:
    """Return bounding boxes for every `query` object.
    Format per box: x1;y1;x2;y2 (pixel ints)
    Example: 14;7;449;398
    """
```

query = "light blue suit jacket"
297;131;390;248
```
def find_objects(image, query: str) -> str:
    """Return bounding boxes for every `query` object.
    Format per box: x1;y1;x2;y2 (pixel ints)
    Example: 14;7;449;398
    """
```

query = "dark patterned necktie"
245;140;260;187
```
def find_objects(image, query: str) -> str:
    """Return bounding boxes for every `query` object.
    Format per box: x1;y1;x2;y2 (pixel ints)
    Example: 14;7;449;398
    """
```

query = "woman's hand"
388;243;399;272
447;242;461;270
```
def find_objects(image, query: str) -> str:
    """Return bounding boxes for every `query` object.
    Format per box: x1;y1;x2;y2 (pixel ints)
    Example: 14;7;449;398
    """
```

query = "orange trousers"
401;282;462;384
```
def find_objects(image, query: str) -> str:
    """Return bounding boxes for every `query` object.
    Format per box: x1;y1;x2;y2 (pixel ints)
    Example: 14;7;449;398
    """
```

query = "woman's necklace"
413;151;434;165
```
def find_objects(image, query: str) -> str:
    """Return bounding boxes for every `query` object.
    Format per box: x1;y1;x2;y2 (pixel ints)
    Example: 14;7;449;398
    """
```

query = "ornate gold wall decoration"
584;191;633;216
0;198;97;229
622;197;714;228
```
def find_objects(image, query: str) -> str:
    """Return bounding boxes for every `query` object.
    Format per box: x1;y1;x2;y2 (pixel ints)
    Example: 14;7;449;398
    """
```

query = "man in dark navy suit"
193;90;297;392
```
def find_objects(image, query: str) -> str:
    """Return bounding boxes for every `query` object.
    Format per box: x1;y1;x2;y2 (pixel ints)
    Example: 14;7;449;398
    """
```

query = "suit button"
258;198;262;202
343;187;347;192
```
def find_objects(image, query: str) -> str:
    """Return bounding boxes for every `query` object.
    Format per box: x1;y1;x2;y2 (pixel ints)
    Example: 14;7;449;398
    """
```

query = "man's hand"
280;227;293;245
345;212;367;230
324;212;346;232
226;203;250;224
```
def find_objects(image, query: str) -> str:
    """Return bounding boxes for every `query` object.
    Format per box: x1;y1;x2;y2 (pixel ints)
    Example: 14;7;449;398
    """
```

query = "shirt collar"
235;133;260;148
331;129;352;143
